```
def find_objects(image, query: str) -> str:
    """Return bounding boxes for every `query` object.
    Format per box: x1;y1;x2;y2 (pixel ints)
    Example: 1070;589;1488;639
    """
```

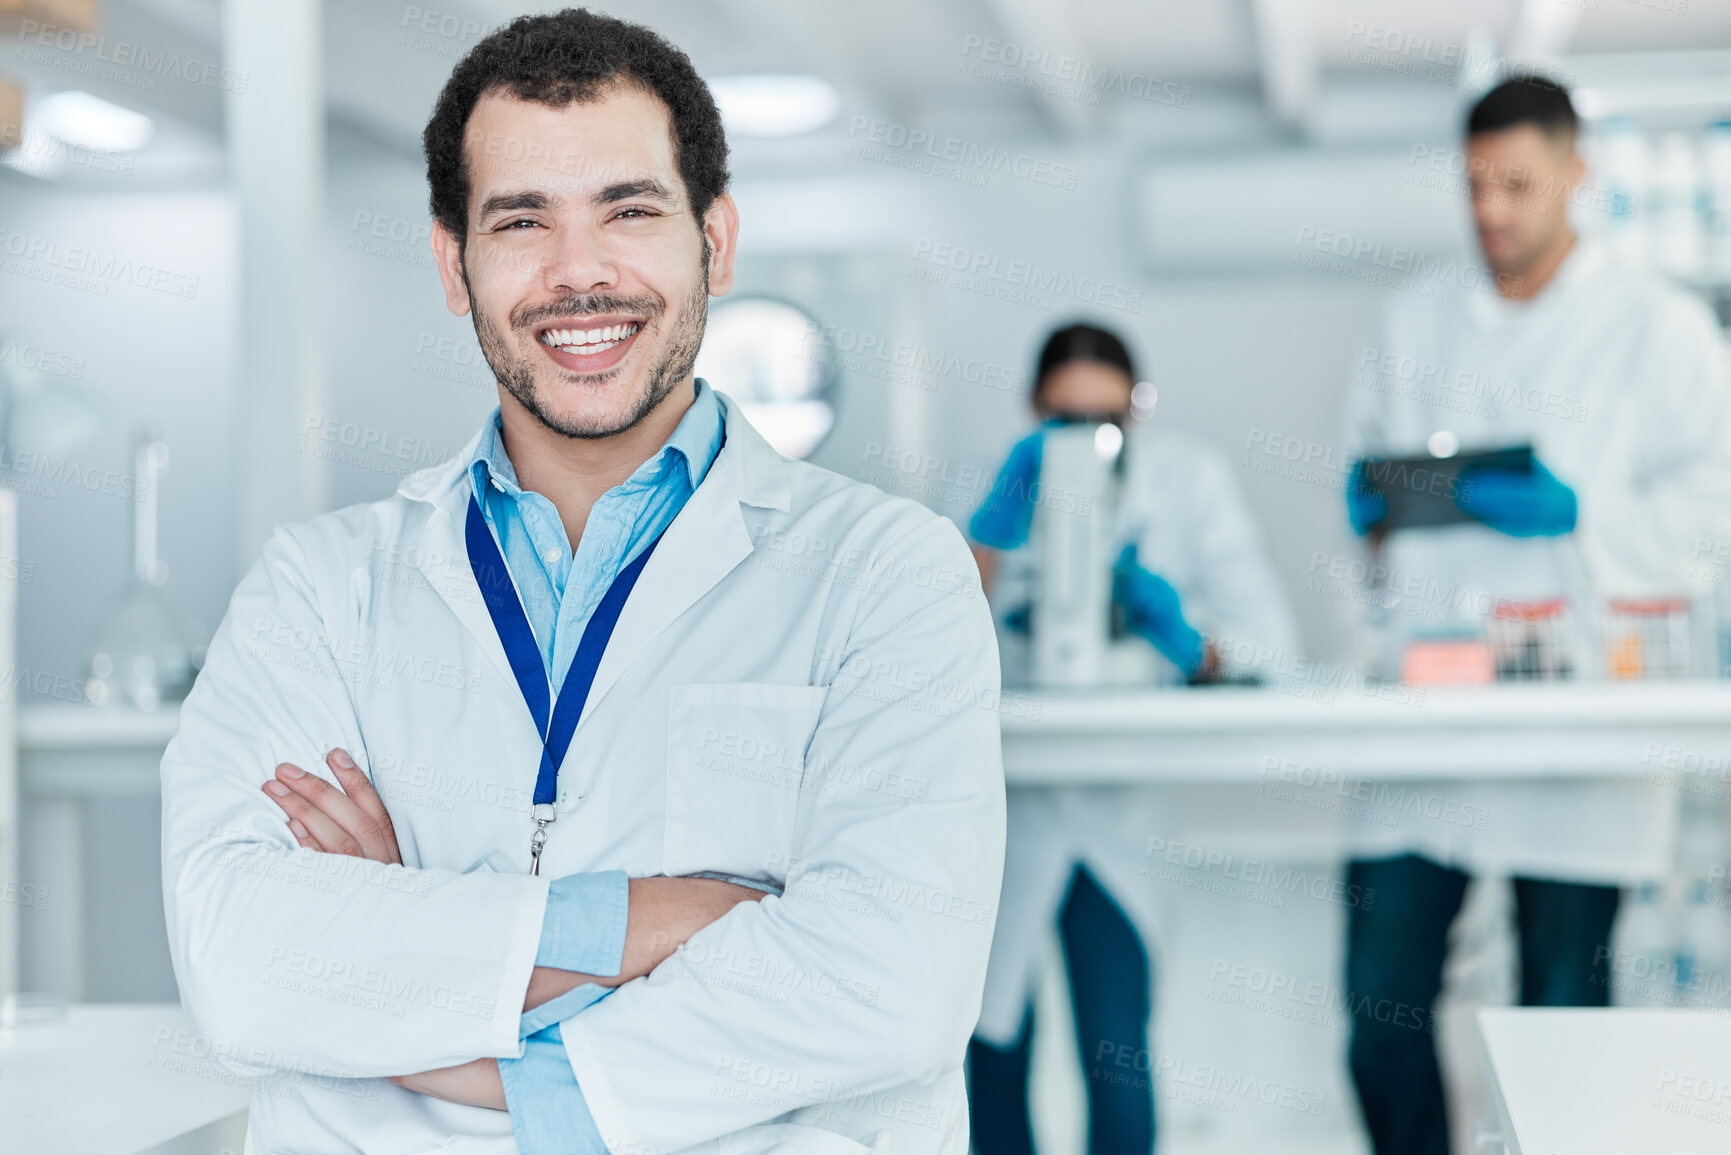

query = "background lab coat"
1341;237;1731;883
974;426;1301;1045
161;394;1006;1155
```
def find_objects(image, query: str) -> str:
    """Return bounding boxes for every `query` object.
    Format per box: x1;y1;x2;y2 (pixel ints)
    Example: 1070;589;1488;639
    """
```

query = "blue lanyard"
464;493;664;872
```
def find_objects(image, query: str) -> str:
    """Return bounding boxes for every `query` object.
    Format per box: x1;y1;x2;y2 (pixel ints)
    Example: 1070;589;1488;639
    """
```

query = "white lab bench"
18;703;182;1002
1476;1008;1731;1154
1000;681;1731;783
15;682;1731;1002
0;1003;249;1155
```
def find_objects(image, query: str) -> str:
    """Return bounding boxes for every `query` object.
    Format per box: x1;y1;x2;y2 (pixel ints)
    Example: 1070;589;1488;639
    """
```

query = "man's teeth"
540;322;641;352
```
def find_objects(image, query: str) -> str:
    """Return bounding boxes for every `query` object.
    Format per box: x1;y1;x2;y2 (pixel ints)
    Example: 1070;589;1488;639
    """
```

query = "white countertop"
0;1003;249;1155
17;682;1731;788
1478;1008;1731;1155
1001;681;1731;783
19;703;182;750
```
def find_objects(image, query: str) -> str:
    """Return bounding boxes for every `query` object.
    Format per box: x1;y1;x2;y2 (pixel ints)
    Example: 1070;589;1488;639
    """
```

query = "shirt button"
542;548;561;564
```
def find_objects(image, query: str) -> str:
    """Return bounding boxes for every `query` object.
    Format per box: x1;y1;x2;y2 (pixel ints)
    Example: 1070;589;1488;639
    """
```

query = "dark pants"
968;865;1155;1155
1345;853;1621;1155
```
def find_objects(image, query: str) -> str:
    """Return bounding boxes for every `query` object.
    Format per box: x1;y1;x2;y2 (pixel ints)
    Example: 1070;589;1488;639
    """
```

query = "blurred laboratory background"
1;1;1730;1153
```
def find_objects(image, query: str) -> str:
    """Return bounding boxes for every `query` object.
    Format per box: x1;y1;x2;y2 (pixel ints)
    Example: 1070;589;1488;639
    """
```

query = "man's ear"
431;219;473;317
701;192;740;298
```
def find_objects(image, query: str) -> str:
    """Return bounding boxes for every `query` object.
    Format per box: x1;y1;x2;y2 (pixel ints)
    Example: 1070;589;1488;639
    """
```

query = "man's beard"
466;249;710;440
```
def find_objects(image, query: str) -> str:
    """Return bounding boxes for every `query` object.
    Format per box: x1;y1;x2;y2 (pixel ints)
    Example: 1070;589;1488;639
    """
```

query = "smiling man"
161;10;1003;1154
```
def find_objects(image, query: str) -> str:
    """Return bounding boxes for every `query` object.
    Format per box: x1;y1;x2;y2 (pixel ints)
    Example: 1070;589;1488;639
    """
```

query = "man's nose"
539;221;620;295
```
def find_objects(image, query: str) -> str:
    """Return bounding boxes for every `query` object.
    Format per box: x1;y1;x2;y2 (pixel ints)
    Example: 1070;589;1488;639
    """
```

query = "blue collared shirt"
468;379;725;690
477;379;725;1153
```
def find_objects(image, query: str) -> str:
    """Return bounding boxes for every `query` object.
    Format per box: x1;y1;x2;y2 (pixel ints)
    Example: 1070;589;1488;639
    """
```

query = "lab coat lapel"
398;430;520;691
575;394;791;728
419;501;521;687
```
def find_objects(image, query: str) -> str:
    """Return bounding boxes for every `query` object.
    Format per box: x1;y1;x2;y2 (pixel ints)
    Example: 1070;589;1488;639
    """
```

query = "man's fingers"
260;782;326;853
325;749;401;865
265;771;369;858
260;772;326;851
273;761;399;862
285;815;324;852
259;756;400;864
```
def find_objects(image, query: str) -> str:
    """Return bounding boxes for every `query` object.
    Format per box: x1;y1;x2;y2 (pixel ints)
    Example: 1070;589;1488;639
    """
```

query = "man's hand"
262;748;401;864
389;1058;505;1111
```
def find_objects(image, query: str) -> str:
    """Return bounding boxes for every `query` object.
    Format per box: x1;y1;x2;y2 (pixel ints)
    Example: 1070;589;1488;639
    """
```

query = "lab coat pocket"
664;681;827;885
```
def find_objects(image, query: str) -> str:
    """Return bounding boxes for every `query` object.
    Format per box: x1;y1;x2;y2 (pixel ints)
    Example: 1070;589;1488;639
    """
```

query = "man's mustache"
513;294;662;329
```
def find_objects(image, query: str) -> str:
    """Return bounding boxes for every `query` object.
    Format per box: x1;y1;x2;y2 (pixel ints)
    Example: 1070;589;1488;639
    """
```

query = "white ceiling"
6;0;1731;183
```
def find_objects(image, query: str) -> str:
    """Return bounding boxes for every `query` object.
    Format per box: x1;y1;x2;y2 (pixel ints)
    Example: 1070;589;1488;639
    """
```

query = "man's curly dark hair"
422;8;731;248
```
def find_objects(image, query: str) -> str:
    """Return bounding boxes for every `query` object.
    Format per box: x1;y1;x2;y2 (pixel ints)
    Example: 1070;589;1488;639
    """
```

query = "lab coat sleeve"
556;512;1006;1153
1577;298;1731;591
161;521;548;1077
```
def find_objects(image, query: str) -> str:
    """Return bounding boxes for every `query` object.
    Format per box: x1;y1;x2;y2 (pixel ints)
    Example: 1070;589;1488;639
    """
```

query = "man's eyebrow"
478;190;553;219
595;179;679;207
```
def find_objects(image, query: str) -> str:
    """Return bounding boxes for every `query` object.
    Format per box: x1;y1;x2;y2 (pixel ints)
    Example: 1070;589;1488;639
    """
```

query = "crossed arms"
260;745;763;1110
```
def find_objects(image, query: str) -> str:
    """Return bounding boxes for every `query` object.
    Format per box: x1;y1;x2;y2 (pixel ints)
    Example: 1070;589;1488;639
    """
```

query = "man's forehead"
461;88;679;200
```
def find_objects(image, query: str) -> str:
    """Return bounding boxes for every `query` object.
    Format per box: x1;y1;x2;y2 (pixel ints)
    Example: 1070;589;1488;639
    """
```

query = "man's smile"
533;315;646;372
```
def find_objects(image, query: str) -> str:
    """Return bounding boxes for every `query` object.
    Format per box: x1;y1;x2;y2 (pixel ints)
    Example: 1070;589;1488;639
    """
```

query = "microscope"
1026;412;1179;688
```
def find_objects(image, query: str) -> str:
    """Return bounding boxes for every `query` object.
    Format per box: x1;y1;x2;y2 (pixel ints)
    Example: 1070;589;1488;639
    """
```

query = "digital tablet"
1358;445;1533;531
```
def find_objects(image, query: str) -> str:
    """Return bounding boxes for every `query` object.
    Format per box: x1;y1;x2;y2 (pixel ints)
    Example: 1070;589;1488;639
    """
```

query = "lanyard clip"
528;803;557;876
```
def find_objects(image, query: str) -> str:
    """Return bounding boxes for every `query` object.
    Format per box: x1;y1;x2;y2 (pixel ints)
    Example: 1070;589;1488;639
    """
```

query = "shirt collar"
469;377;725;503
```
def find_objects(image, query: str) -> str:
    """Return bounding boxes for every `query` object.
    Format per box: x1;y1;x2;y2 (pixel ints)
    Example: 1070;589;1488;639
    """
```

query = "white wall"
0;186;239;698
0;183;238;1001
321;131;493;510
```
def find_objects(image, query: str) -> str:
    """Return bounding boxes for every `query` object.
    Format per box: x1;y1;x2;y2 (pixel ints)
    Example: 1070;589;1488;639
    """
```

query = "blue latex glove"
968;425;1051;550
1345;459;1388;537
1455;458;1577;537
1112;543;1205;676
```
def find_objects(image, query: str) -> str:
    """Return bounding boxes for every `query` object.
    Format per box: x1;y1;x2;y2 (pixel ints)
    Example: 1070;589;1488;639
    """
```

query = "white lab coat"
161;392;1006;1155
1342;236;1731;883
973;427;1300;1045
